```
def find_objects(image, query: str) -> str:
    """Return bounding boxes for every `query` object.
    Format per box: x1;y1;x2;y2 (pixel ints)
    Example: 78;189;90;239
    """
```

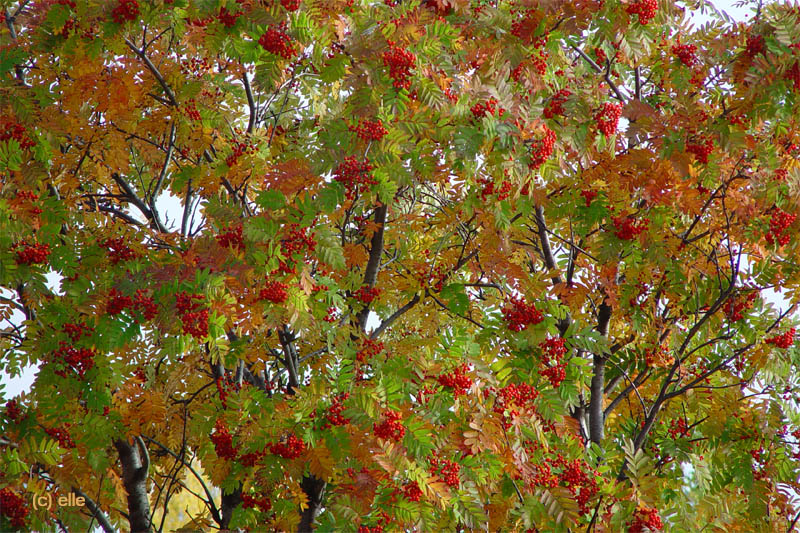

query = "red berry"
210;419;238;460
374;410;405;441
502;297;544;331
349;118;389;141
628;506;663;532
765;208;796;246
595;102;622;137
382;45;416;90
102;237;137;264
765;328;795;349
111;0;139;24
686;138;714;164
0;488;29;529
334;157;376;200
437;364;473;397
269;434;306;459
625;0;658;25
672;42;698;67
13;241;50;266
612;214;649;240
528;126;556;170
580;189;598;206
281;0;301;10
543;89;571;119
258;26;297;59
353;285;381;304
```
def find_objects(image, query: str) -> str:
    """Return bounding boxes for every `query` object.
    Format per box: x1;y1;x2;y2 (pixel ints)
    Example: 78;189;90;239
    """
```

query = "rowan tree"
2;0;800;531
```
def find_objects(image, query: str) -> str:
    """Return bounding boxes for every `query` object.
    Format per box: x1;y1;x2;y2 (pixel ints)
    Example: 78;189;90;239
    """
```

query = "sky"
0;0;782;401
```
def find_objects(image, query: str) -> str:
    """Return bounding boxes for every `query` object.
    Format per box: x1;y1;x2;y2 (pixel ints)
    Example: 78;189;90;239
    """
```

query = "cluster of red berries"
14;190;37;200
350;119;388;141
528;126;556;170
280;223;316;262
722;292;757;322
413;260;447;292
334;157;377;200
354;286;381;304
322;306;338;323
594;47;607;64
595;102;622;137
774;169;789;181
477;177;512;201
238;448;266;467
111;0;139;24
765;328;796;349
52;341;96;379
786;62;800;92
668;417;690;439
561;458;599;514
45;425;76;449
175;292;209;339
13;241;51;265
502;297;544;332
107;289;158;322
437;364;473;398
217;5;242;28
0;119;36;150
107;289;133;316
258;26;298;59
529;455;598;514
539;337;567;388
612;214;649;240
324;393;351;428
672;42;698;67
625;0;658;25
357;526;384;533
628;506;664;532
225;136;257;167
0;488;28;529
181;98;202;121
281;0;301;10
580;189;598;206
63;321;94;342
216;225;245;250
102;237;137;264
491;382;539;427
765;208;796;246
429;454;460;487
382;43;416;90
12;190;42;216
241;493;272;512
401;480;422;502
374;410;405;441
259;281;289;304
4;399;25;424
269;434;306;459
686;138;714;164
216;377;230;409
746;34;765;57
211;419;238;460
180;57;212;78
470;97;505;119
644;343;669;366
356;338;384;363
543;89;571;119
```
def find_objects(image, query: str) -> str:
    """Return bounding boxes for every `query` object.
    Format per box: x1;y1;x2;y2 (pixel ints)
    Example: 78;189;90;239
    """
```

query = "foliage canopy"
2;0;800;531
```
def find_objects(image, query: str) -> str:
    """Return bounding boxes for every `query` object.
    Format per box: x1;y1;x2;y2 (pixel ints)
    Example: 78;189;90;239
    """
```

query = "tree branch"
72;487;115;533
357;203;388;332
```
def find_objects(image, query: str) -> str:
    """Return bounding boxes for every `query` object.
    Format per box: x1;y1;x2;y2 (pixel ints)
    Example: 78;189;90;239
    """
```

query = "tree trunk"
114;437;151;533
297;474;326;532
